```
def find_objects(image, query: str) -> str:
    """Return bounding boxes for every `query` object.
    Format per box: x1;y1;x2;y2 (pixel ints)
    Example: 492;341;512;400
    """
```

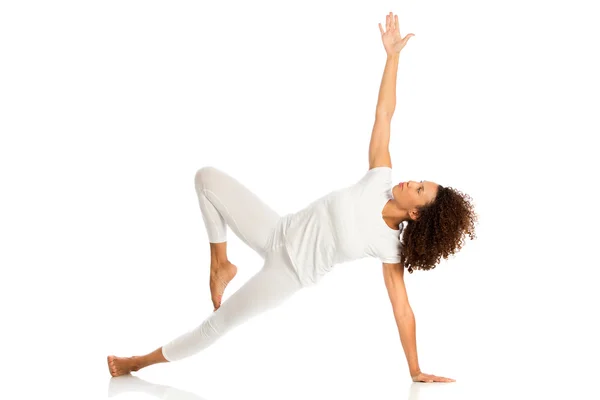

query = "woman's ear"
410;209;420;221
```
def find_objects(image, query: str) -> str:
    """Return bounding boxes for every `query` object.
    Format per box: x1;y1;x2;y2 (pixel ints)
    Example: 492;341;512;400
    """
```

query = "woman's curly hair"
400;185;478;274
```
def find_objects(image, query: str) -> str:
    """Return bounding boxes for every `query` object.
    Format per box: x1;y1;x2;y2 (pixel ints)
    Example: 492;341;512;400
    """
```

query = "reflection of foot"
107;355;139;377
108;374;210;399
210;261;237;311
108;375;146;397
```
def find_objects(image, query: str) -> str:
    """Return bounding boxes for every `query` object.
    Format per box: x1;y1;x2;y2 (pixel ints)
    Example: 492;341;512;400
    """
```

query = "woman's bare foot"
210;261;238;311
107;355;140;377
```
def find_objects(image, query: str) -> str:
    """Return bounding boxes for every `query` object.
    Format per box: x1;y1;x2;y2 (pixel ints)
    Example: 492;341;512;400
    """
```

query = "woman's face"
391;180;439;218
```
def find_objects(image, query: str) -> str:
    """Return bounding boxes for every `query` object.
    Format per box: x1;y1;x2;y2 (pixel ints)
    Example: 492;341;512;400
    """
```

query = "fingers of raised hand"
380;12;395;34
386;12;396;32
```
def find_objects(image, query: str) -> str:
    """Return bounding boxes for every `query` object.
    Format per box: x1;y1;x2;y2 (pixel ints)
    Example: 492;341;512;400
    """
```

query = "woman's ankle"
210;242;228;264
130;355;145;371
131;347;169;371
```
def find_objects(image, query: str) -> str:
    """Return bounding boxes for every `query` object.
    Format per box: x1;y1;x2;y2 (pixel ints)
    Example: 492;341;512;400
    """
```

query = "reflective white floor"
100;371;594;400
97;372;593;400
106;374;460;400
18;347;592;400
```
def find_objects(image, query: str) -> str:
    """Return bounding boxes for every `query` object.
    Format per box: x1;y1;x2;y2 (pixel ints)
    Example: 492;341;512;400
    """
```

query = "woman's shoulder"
359;166;393;184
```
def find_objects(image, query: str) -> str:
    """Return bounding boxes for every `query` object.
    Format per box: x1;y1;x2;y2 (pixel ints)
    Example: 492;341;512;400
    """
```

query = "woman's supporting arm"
383;262;421;377
394;311;421;377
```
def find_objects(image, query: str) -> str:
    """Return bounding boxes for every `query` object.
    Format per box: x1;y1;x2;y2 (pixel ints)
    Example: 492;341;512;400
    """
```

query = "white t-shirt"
274;166;403;286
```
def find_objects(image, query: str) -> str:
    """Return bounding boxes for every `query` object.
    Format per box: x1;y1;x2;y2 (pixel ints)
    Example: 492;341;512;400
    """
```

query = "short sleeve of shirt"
362;167;393;192
378;224;403;264
379;250;401;264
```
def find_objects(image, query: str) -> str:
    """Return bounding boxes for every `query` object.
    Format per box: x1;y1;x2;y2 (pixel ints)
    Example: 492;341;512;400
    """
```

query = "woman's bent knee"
195;166;219;187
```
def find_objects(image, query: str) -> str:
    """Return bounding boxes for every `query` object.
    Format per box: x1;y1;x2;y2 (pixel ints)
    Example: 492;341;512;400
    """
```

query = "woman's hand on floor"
411;371;456;383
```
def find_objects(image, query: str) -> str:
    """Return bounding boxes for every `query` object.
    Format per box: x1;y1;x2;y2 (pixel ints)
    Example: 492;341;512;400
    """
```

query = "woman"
107;12;477;383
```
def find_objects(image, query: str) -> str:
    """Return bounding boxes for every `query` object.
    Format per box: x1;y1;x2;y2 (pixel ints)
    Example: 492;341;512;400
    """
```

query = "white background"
1;0;599;399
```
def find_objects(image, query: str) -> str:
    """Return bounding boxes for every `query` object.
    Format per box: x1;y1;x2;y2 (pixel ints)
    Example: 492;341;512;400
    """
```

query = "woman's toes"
107;356;116;376
107;355;131;377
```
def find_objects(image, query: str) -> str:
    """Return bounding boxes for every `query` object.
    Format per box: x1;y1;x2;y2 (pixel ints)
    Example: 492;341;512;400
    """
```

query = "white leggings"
161;166;303;362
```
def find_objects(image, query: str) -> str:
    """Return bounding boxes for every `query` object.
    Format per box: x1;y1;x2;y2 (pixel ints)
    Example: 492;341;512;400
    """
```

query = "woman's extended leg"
107;245;302;376
194;166;282;310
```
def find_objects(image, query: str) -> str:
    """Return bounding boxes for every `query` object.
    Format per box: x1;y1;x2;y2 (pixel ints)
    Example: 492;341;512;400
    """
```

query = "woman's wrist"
410;369;421;378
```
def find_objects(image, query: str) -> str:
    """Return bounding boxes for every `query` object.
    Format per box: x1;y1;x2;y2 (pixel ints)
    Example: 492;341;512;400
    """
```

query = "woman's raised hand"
379;12;415;55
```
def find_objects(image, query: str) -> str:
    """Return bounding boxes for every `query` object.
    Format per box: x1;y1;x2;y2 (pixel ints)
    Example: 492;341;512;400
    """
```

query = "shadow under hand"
108;375;209;400
408;380;457;400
